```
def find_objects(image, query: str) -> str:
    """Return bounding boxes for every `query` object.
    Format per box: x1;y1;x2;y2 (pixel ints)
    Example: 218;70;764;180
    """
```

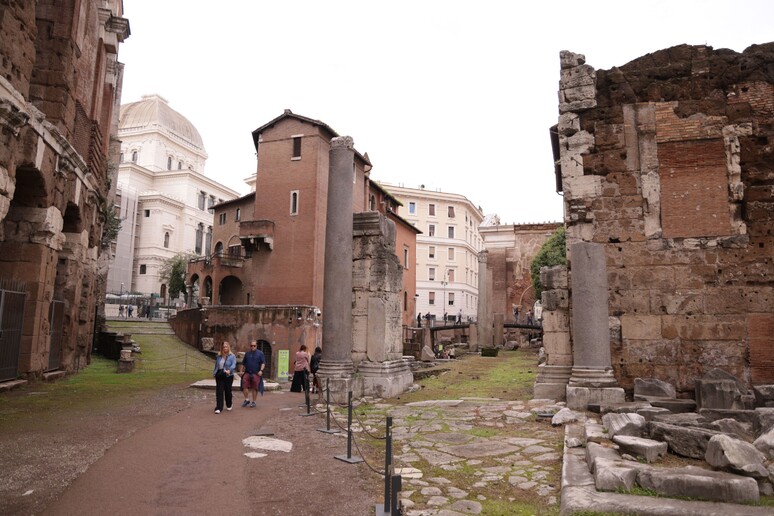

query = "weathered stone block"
621;315;662;340
602;412;646;438
540;266;567;290
541;310;569;332
649;422;720;459
634;377;677;399
541;289;568;311
542;331;571;356
613;435;668;463
705;434;768;478
636;465;759;503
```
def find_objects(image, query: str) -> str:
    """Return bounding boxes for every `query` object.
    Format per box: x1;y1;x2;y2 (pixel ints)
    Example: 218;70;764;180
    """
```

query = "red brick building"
185;111;419;352
0;1;129;381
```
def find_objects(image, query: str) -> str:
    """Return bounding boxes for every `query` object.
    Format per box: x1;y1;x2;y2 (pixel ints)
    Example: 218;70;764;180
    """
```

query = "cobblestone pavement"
342;397;566;515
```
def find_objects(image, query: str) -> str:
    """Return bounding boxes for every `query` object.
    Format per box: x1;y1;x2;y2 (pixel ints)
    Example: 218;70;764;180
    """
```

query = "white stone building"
380;183;484;322
106;94;239;299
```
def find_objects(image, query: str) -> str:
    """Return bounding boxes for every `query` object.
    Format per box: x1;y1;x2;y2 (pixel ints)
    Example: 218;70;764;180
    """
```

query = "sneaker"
241;400;250;408
226;405;232;411
214;409;221;414
250;402;256;408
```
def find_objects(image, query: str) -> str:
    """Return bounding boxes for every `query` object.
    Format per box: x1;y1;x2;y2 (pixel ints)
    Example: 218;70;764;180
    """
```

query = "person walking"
456;308;462;324
239;341;266;408
310;346;322;394
118;304;124;318
213;341;236;414
127;305;133;318
290;344;311;393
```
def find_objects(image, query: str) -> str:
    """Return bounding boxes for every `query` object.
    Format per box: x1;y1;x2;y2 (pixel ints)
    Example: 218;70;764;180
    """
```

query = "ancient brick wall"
0;1;128;379
558;43;774;393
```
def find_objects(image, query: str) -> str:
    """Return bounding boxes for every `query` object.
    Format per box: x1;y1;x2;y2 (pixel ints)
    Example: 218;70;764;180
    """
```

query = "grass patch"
480;499;559;516
467;427;501;438
396;349;538;403
0;322;212;428
615;486;658;497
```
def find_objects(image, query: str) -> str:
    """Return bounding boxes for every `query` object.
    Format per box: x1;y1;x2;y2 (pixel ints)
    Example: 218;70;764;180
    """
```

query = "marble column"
566;242;624;409
318;136;355;381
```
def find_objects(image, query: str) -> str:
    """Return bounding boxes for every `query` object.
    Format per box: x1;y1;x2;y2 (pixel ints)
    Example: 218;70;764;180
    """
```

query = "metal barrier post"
318;378;339;433
300;371;314;416
376;417;393;514
334;390;363;464
390;474;402;516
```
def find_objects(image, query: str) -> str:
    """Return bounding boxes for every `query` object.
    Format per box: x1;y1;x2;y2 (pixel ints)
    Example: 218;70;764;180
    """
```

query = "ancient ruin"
0;2;129;381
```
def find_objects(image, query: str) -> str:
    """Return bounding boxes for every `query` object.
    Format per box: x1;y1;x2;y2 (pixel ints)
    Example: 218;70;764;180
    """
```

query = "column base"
533;364;572;401
566;386;625;410
352;359;414;399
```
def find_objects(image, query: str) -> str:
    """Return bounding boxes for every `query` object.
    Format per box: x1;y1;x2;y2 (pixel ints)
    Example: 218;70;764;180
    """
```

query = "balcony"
239;219;275;250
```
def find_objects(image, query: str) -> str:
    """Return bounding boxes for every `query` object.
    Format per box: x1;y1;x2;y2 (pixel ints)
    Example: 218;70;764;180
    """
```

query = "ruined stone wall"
481;223;562;321
0;1;128;379
558;43;774;393
351;212;404;365
197;305;321;380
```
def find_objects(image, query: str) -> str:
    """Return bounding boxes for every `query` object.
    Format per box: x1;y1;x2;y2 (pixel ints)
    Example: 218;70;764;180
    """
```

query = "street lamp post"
120;282;124;297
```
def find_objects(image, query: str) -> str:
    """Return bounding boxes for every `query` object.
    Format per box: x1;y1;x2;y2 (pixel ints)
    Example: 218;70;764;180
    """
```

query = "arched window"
167;156;172;170
164;232;170;248
178;161;183;170
131;151;137;162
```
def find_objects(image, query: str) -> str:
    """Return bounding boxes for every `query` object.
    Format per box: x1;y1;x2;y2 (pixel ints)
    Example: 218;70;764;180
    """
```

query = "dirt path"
2;386;380;516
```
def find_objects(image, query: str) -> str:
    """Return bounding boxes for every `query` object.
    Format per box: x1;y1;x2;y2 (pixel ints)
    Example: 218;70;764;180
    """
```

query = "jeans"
215;372;234;411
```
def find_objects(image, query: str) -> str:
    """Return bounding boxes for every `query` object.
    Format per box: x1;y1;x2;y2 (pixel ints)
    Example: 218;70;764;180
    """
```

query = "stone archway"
203;276;213;304
257;339;273;378
219;275;243;305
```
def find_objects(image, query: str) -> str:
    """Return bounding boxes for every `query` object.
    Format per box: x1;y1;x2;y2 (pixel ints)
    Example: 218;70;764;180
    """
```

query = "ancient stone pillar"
533;265;572;400
566;242;624;409
474;251;491;351
318;136;356;381
350;212;413;397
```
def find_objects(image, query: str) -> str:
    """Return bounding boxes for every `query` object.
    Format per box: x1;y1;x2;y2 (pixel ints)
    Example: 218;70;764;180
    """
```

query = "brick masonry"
558;43;774;393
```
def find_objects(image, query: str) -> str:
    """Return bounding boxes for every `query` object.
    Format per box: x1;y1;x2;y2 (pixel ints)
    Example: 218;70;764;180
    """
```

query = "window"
139;264;146;274
403;246;409;268
290;191;299;215
218;213;227;225
428;224;435;237
228;245;241;257
408;202;416;214
195;223;203;254
448;206;455;218
403;291;407;312
205;226;212;255
448;247;455;260
178;161;183;170
369;195;375;211
428;246;435;259
119;153;124;163
198;191;206;211
448;269;455;282
144;209;150;218
131;151;137;162
163;232;170;248
448;226;455;239
208;196;216;213
235;208;241;222
167;156;172;170
292;136;302;159
429;267;435;281
429;292;435;305
448;293;455;306
428;203;435;216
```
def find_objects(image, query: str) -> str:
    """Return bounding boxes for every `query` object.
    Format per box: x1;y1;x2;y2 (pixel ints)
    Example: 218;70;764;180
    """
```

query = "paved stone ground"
336;397;566;515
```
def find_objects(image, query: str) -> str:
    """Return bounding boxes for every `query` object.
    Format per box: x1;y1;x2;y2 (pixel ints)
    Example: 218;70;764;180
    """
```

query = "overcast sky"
118;1;773;225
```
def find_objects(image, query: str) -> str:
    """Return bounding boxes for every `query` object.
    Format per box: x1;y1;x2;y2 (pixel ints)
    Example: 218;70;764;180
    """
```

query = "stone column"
474;251;491;351
533;265;572;400
317;137;355;383
566;242;624;409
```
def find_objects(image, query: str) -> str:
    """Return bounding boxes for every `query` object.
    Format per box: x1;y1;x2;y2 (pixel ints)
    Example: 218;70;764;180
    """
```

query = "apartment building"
380;184;484;322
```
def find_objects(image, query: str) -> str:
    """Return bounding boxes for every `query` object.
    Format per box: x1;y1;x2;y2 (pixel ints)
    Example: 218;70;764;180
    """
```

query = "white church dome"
119;94;205;152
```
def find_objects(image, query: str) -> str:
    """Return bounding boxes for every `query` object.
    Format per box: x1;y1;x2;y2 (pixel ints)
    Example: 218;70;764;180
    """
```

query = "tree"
529;227;566;299
159;253;194;300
